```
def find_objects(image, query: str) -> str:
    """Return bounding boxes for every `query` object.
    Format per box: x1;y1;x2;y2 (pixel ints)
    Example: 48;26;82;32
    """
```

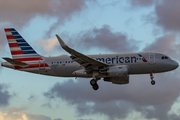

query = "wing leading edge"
56;35;108;74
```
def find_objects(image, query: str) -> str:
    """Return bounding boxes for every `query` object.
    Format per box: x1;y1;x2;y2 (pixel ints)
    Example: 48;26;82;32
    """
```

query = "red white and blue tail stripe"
3;28;54;75
4;28;42;61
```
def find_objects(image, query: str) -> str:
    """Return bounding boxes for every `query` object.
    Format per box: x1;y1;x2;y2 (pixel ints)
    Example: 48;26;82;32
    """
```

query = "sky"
0;0;180;120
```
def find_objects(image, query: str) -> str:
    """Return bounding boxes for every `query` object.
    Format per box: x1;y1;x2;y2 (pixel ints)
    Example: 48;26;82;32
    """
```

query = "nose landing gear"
150;73;155;85
90;79;100;90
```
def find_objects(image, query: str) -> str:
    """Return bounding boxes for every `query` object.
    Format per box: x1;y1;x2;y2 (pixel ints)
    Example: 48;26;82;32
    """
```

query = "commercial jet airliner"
1;28;179;90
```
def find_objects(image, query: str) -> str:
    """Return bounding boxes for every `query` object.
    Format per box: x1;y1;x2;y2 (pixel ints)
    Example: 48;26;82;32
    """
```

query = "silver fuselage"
2;52;179;78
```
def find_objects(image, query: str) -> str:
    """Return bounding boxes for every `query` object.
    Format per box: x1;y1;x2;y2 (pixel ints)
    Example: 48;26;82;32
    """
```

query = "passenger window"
52;62;53;64
66;61;67;63
162;56;164;59
57;62;59;64
165;56;168;59
60;62;61;64
68;61;70;63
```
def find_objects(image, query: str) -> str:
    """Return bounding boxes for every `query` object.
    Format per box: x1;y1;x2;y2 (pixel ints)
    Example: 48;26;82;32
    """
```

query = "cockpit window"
165;56;168;59
162;56;169;59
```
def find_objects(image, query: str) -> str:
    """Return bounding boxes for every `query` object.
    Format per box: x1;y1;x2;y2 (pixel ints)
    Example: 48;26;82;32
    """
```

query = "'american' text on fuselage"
95;56;138;64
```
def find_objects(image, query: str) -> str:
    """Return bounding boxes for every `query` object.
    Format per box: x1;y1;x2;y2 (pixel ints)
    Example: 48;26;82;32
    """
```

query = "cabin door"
149;53;155;65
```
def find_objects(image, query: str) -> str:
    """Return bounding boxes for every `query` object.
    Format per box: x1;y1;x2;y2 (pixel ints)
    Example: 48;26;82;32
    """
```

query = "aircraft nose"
172;60;179;69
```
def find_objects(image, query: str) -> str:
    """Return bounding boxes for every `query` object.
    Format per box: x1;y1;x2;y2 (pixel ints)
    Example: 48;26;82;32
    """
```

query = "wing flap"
3;58;29;67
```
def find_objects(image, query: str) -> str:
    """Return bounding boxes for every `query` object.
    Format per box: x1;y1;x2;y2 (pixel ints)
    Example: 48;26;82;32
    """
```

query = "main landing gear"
90;79;99;90
150;73;155;85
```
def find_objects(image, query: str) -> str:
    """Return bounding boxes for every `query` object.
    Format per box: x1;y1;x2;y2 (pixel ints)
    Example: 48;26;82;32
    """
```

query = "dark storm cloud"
69;25;139;53
0;84;11;106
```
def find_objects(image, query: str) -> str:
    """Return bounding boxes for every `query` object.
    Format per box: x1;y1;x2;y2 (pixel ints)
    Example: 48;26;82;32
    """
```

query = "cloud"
38;25;139;54
44;70;180;120
75;25;139;53
0;59;3;72
0;28;7;53
0;107;52;120
8;106;28;113
138;0;180;32
41;102;52;109
28;94;37;101
0;0;95;28
77;119;92;120
154;0;180;32
0;0;96;52
128;0;180;32
0;84;11;107
143;34;180;61
54;119;63;120
43;34;180;119
35;37;59;54
129;0;155;7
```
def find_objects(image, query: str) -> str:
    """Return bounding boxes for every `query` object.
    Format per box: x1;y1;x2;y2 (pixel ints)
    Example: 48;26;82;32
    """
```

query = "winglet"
56;34;67;48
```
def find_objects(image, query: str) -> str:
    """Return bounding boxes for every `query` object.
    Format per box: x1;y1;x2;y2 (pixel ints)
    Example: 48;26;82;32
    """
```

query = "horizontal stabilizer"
3;58;29;67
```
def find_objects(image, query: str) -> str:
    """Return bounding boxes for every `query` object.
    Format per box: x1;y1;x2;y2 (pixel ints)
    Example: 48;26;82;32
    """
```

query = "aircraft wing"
56;35;108;73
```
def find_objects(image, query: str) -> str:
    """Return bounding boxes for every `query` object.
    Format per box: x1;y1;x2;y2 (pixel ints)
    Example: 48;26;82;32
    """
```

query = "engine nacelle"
104;76;129;84
107;65;129;77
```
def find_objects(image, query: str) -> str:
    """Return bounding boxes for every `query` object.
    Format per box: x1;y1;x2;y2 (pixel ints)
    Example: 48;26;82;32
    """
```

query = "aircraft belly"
129;63;154;74
10;66;58;76
50;64;79;77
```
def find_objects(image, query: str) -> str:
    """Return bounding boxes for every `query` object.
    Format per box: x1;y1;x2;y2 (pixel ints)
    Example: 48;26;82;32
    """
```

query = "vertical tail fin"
4;28;42;61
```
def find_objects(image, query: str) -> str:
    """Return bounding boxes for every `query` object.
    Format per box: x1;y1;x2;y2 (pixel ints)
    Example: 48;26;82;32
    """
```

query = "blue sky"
1;0;180;120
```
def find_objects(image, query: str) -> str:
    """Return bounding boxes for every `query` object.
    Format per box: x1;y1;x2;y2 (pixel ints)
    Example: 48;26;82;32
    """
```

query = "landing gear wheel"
151;80;155;85
150;73;155;85
92;84;99;90
90;79;96;85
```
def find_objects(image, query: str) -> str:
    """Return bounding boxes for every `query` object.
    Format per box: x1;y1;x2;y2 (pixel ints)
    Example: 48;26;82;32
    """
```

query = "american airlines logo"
95;54;147;64
138;54;147;62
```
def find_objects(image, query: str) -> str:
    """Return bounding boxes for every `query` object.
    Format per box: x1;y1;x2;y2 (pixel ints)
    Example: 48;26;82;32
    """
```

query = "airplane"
1;28;179;90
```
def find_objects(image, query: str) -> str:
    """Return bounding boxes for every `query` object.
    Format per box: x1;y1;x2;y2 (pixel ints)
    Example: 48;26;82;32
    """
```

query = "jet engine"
106;65;129;77
104;65;129;84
